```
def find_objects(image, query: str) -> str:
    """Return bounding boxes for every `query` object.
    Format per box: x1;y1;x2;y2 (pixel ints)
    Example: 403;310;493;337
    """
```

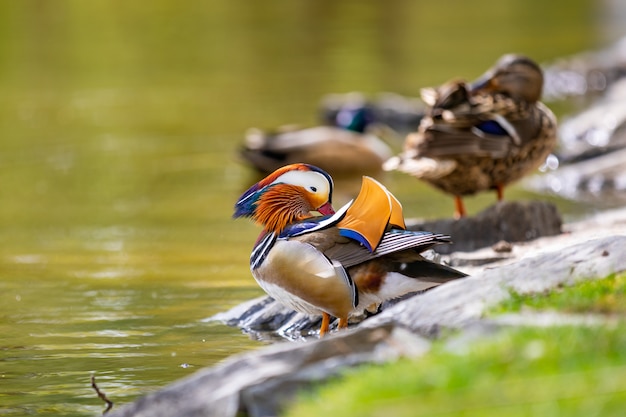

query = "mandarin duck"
383;54;558;218
233;163;467;336
240;99;393;178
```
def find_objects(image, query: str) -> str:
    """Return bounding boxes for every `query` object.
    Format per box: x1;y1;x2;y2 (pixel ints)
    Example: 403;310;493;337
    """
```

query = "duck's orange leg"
319;312;331;337
496;184;504;201
338;317;349;330
454;195;466;219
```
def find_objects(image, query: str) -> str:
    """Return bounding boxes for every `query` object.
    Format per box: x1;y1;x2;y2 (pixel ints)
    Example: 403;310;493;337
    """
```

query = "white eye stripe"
271;171;331;197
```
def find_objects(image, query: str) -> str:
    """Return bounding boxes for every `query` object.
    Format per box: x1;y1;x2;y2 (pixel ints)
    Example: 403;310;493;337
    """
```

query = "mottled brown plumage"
384;54;558;218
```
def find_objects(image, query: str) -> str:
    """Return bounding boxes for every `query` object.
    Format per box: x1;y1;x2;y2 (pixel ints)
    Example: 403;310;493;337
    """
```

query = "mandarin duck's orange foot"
233;163;467;337
383;54;558;218
320;312;331;337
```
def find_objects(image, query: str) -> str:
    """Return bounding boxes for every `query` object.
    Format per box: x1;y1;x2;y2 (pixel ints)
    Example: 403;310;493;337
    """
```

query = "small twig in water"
91;374;114;415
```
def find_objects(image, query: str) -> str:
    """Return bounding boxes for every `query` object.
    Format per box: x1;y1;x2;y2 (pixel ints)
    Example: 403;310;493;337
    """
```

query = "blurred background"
0;0;623;415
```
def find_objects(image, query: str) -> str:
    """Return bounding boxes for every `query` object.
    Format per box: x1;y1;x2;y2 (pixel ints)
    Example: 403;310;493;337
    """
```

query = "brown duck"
384;54;558;218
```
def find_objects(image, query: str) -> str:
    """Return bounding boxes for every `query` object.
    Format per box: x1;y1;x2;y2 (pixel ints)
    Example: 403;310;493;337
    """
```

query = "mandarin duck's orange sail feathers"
387;187;406;230
337;176;406;252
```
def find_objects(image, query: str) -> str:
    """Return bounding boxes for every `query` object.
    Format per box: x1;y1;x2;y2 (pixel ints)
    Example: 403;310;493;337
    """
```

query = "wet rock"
106;324;431;417
491;240;513;253
363;235;626;336
210;294;396;342
211;296;302;335
542;36;626;101
528;76;626;204
556;79;626;164
209;296;320;341
407;200;562;254
527;39;626;203
528;146;626;204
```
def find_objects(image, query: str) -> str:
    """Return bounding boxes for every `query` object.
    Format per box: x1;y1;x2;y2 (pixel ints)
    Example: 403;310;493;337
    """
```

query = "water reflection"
0;0;619;416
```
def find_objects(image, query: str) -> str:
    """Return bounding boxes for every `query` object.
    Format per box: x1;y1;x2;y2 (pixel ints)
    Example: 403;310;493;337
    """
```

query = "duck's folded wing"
413;125;513;159
300;228;452;268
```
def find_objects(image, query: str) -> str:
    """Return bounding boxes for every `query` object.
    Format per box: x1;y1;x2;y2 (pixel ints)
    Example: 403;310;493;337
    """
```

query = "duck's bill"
316;202;336;215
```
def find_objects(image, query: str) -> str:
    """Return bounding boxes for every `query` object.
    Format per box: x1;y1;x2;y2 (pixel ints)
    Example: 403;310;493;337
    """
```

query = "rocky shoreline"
105;39;626;417
107;203;626;417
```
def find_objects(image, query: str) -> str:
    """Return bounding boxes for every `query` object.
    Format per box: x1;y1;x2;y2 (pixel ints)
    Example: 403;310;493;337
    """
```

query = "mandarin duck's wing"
289;174;455;268
292;227;466;296
284;175;409;265
334;176;405;252
298;228;454;268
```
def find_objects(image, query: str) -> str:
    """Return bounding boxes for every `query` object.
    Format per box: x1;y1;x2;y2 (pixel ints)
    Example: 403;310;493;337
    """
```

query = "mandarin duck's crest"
384;54;558;218
234;163;467;337
233;163;335;234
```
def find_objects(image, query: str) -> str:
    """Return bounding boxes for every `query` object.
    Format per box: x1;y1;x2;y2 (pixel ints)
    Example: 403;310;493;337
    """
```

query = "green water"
0;0;615;415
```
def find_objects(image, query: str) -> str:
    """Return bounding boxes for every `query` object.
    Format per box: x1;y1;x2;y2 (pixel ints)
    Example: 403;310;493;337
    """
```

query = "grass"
493;272;626;315
283;274;626;417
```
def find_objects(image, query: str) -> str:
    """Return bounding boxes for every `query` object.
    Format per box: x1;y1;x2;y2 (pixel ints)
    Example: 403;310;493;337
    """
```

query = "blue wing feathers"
339;229;374;252
476;120;508;136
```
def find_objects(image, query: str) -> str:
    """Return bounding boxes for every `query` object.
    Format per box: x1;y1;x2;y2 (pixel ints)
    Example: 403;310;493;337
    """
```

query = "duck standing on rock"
384;54;558;218
240;100;393;178
233;163;467;336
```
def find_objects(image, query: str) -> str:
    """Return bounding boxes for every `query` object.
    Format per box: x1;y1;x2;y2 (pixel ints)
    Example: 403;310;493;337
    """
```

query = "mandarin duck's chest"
250;237;357;319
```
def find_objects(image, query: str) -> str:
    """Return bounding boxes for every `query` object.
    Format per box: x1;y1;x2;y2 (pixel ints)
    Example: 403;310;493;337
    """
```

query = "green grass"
493;272;626;315
284;274;626;417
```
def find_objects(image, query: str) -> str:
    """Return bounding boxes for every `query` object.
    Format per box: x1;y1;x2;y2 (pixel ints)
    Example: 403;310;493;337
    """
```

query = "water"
0;0;619;415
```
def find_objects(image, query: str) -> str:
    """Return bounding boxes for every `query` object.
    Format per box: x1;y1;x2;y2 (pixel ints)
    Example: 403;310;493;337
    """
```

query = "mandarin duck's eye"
310;186;317;192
